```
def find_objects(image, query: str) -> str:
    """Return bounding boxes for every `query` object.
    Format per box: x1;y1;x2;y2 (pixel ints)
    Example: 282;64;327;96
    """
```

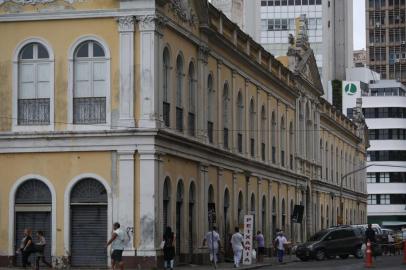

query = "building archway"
176;180;184;259
70;178;108;267
14;179;53;266
188;181;196;262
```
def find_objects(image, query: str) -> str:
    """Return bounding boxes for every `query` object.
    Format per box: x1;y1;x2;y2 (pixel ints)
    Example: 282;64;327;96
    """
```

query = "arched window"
17;42;52;126
223;188;230;254
321;205;324;228
330;145;334;182
281;198;286;231
305;104;312;160
249;99;256;157
188;62;196;136
290;199;294;239
223;83;230;149
299;101;305;156
208;185;216;229
237;92;244;153
336;147;339;185
272;196;277;234
289;121;294;169
73;40;108;124
325;142;329;180
163;177;171;231
280;116;286;167
207;74;214;143
261;106;267;161
163;48;171;127
344;152;348;187
320;139;324;179
176;55;184;132
271;112;277;164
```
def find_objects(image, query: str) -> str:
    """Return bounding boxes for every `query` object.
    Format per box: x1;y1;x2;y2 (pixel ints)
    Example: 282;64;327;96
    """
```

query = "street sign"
242;215;254;265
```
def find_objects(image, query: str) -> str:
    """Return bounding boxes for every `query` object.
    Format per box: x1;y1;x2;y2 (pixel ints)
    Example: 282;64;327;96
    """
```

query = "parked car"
295;226;364;261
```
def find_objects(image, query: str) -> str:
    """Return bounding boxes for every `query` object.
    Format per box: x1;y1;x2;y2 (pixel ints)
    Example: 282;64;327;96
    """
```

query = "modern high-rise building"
212;0;354;93
366;0;406;84
354;50;367;67
342;74;406;229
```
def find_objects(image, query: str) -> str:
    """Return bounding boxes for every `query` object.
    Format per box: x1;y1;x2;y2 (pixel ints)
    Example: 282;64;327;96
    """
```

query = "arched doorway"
176;180;184;260
163;177;171;232
223;189;230;257
281;199;286;232
15;179;52;266
250;194;256;233
261;196;267;239
188;182;195;262
70;178;107;267
208;185;215;229
238;191;244;226
272;197;277;237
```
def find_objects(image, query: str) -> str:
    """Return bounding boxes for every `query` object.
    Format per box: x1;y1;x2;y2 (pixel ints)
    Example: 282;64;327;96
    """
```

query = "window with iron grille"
224;128;229;149
73;97;106;124
18;98;50;125
18;42;51;125
208;121;213;143
163;102;170;127
176;107;183;132
238;133;243;153
188;112;195;136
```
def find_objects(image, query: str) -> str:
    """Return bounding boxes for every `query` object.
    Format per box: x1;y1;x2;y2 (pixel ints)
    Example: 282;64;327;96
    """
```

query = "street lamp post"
338;164;406;225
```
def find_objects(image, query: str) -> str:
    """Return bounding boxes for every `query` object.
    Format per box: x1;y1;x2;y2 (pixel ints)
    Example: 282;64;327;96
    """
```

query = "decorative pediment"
296;48;323;92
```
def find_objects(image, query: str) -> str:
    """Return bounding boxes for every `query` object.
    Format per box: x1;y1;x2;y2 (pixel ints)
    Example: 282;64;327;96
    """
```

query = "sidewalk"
175;254;298;270
0;255;298;270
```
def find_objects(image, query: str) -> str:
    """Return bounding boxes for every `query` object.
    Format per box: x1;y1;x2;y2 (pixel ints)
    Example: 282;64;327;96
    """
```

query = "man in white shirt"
106;222;126;270
203;226;221;268
230;227;243;268
274;231;287;263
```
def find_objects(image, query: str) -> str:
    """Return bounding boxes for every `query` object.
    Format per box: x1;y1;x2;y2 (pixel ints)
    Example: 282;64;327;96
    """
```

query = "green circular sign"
345;83;357;95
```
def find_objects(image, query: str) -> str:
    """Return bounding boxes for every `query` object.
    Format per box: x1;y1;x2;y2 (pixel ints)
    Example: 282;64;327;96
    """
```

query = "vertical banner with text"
242;215;254;265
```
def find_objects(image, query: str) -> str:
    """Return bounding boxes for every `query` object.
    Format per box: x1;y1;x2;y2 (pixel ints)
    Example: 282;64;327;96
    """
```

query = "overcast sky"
353;0;366;50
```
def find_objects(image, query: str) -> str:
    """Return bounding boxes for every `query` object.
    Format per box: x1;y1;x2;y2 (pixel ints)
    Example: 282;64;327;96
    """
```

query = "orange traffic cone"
403;240;406;265
365;240;373;268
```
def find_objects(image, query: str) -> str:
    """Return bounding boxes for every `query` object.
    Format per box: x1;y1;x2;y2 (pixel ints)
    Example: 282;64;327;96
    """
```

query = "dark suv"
295;226;364;261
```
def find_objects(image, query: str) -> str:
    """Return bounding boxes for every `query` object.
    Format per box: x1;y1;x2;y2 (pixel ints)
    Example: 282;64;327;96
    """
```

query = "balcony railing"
188;112;195;136
208;121;213;143
163;102;170;127
238;133;243;153
73;97;106;124
18;98;50;125
176;107;183;132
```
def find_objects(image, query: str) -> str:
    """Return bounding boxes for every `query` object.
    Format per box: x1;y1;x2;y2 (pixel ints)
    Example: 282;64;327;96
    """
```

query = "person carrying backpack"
106;222;127;270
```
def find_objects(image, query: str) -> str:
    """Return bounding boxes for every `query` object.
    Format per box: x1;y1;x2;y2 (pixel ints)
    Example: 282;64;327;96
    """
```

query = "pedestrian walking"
230;227;243;268
162;226;175;270
274;231;287;264
33;231;52;269
18;228;33;268
365;224;377;259
203;226;221;268
106;222;126;270
387;232;395;256
255;231;265;263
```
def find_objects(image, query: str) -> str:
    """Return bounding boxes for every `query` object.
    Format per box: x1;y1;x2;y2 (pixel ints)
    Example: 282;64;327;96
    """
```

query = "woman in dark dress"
163;226;175;270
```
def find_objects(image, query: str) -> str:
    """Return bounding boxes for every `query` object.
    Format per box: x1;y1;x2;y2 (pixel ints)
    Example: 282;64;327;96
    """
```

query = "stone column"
244;79;250;157
216;60;223;147
117;16;136;128
137;15;165;128
231;70;237;153
138;150;159;257
198;164;209;246
232;171;238;226
117;150;136;255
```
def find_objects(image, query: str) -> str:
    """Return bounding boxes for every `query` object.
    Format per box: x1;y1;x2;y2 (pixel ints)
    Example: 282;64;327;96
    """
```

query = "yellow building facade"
0;0;368;268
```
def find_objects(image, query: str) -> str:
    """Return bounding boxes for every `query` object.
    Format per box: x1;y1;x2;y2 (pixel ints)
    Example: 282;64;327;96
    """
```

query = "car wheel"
326;255;336;259
339;254;349;259
354;247;364;259
299;257;309;262
315;249;326;261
